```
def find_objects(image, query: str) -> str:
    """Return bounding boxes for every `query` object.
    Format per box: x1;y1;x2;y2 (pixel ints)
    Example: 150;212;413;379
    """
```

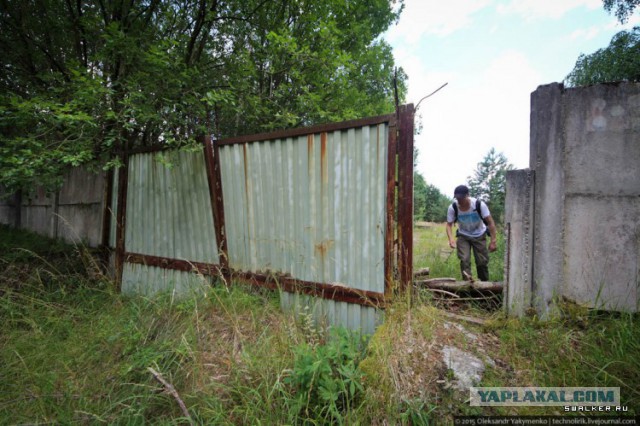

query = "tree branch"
147;367;194;425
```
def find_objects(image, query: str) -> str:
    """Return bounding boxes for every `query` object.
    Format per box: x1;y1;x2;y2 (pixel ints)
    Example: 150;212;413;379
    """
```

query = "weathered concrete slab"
564;194;638;312
58;204;104;247
564;85;640;196
508;82;640;316
59;168;104;205
0;167;107;247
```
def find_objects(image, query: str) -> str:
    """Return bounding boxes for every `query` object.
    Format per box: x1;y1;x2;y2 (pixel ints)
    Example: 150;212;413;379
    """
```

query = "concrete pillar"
504;169;535;317
530;83;566;318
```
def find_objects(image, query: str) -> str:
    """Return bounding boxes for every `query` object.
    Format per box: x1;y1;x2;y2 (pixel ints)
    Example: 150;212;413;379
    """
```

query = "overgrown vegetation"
1;224;638;424
0;0;407;192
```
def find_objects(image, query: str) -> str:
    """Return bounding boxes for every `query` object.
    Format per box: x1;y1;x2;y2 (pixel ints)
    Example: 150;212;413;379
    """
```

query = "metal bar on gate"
384;116;398;298
125;252;220;276
218;114;394;146
114;150;129;290
123;251;386;307
203;136;228;269
100;168;115;268
396;104;415;292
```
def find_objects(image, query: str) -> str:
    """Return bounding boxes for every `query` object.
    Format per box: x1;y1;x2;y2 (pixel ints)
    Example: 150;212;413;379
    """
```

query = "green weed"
284;327;368;424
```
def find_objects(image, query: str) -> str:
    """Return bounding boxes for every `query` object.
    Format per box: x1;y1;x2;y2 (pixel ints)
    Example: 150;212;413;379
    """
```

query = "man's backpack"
452;199;489;227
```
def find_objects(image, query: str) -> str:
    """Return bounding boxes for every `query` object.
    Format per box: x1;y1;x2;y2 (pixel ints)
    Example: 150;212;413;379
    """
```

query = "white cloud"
414;51;541;193
386;0;493;43
385;1;626;193
570;25;603;40
567;15;640;50
496;0;601;20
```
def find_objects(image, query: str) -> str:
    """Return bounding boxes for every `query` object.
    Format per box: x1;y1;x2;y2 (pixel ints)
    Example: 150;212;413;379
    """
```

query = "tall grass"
413;223;505;282
0;225;374;424
1;224;638;424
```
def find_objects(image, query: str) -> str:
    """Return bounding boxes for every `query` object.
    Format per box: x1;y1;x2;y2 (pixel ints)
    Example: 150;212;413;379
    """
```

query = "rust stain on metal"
320;132;328;184
242;143;249;198
376;125;380;170
307;134;314;178
314;239;334;258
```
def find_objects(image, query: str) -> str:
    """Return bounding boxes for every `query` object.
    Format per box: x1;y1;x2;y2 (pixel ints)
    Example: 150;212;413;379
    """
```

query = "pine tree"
467;148;513;225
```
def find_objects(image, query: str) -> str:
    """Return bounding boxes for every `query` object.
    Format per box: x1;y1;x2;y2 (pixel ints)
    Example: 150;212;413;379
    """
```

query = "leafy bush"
285;327;368;424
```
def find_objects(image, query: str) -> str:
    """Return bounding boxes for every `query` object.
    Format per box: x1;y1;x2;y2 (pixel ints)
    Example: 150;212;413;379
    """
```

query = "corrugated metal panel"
121;150;219;294
219;123;387;292
219;123;388;332
121;263;211;296
124;150;219;263
280;292;383;335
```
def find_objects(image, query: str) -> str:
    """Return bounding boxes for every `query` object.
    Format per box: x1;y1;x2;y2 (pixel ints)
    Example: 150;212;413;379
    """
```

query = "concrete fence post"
504;169;535;317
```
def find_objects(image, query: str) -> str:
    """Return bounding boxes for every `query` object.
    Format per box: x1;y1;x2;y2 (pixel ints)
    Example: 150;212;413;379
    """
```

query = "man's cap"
453;185;469;197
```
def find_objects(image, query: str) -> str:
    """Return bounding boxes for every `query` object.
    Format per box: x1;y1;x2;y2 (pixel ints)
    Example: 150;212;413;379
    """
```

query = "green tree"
414;172;450;223
466;148;513;225
0;0;406;192
565;26;640;87
565;0;639;87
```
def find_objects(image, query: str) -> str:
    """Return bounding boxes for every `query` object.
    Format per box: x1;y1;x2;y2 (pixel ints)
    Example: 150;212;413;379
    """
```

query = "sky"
384;0;639;196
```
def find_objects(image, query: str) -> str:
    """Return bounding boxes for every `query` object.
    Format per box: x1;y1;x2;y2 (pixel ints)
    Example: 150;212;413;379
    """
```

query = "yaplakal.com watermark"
470;387;621;407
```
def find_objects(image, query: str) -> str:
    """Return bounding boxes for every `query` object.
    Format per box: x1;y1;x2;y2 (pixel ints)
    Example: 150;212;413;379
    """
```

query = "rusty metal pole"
100;168;114;272
203;135;228;272
397;104;415;293
384;115;398;299
114;150;129;291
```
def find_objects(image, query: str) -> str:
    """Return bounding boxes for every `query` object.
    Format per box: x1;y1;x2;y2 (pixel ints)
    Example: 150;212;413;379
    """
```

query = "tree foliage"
565;26;640;87
603;0;639;23
466;148;513;225
0;0;406;191
413;173;450;223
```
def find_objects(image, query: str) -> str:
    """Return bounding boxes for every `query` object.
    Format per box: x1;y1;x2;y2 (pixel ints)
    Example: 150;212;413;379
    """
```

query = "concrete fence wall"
505;82;640;316
0;168;106;247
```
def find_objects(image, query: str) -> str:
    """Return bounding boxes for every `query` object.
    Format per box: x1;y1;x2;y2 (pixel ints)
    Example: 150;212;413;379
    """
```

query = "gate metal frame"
105;104;414;307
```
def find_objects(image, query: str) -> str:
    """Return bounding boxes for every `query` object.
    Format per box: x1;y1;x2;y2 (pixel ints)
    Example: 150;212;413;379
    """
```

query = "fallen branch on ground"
413;267;430;278
414;278;503;293
423;288;460;298
148;367;194;425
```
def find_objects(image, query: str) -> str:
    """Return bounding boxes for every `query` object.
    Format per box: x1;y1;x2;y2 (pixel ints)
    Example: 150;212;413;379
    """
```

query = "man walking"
445;185;497;282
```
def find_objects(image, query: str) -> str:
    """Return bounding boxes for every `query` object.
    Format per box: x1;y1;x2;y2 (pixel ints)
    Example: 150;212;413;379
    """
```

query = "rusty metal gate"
106;105;414;333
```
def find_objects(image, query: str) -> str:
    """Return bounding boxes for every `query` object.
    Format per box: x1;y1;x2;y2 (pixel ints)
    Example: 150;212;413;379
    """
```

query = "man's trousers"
456;233;489;281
